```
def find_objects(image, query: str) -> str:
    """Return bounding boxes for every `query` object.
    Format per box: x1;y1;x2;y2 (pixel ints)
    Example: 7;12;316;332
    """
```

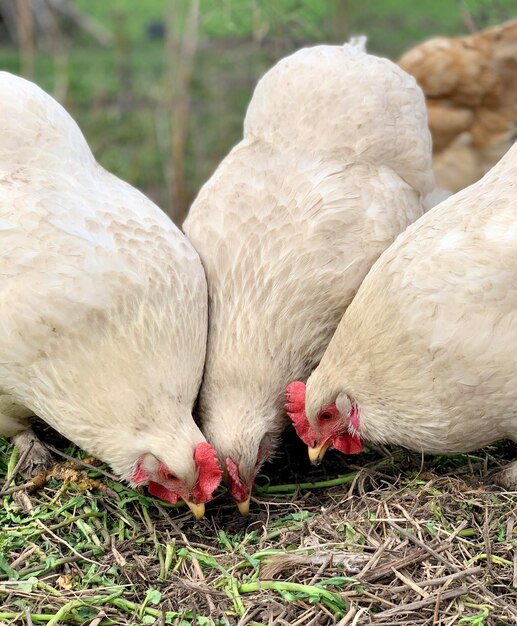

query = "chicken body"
0;72;220;514
303;143;517;486
184;43;433;509
399;20;517;193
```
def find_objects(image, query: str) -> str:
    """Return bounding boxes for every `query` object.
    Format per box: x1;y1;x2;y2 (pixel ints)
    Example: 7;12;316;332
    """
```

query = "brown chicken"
399;20;517;193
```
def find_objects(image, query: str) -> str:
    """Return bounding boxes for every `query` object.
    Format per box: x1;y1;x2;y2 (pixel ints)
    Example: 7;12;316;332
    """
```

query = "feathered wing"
187;148;424;392
244;43;433;194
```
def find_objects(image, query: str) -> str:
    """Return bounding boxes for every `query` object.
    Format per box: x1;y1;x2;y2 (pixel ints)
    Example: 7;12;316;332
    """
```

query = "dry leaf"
56;574;73;590
112;546;127;568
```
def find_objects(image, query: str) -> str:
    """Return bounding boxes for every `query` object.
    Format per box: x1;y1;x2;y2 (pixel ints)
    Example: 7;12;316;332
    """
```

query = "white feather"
0;72;208;483
306;143;517;455
184;44;433;480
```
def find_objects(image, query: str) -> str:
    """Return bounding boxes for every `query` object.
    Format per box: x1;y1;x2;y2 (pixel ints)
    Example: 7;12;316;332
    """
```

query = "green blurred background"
0;0;514;223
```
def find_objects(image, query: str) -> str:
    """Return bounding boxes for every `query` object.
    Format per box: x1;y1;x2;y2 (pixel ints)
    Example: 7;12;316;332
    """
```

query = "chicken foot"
11;429;53;477
0;398;53;477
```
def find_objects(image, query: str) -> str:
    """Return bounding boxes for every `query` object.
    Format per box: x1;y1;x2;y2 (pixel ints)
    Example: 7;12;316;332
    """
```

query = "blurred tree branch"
1;0;70;99
333;0;349;42
16;0;34;78
460;0;478;33
164;0;200;224
0;0;113;50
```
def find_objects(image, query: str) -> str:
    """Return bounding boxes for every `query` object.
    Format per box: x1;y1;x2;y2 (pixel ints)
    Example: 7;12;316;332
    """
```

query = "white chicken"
184;42;434;512
291;143;517;489
0;72;221;518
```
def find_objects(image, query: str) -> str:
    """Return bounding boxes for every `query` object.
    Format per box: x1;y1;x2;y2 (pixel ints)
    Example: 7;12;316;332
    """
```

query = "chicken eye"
319;411;333;421
161;468;177;481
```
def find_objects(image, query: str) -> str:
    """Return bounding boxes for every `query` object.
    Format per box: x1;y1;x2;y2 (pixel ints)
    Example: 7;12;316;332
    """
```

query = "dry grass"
0;427;516;625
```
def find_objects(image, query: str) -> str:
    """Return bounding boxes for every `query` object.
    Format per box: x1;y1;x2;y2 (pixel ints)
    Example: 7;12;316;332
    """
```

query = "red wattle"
148;481;179;504
285;380;364;456
332;432;363;455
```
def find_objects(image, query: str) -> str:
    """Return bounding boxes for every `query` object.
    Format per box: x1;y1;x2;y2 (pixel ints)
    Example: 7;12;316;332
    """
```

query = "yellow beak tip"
308;442;330;465
185;500;205;520
236;497;251;516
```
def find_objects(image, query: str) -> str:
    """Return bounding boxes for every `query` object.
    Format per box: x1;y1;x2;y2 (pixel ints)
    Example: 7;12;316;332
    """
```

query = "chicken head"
286;381;363;464
224;440;272;515
131;442;222;519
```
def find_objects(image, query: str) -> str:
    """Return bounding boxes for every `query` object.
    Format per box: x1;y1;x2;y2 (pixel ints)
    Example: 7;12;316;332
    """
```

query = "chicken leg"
11;428;52;476
0;397;52;477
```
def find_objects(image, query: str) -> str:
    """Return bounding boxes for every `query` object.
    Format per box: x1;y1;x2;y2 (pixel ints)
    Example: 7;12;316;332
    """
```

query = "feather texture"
184;43;433;491
399;20;517;193
306;143;517;456
0;72;209;487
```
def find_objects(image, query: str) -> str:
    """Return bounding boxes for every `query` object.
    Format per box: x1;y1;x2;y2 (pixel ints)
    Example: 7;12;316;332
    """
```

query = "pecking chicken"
399;20;517;194
184;41;433;513
0;72;221;518
288;143;517;488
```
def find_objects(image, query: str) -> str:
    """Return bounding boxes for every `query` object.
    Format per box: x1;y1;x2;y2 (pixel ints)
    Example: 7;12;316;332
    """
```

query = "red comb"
192;442;223;503
285;380;319;446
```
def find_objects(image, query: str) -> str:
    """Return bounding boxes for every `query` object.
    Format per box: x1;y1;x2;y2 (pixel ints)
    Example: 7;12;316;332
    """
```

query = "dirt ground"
1;425;516;625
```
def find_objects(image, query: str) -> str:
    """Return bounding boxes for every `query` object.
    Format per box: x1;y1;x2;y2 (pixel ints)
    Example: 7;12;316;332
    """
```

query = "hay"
0;428;516;625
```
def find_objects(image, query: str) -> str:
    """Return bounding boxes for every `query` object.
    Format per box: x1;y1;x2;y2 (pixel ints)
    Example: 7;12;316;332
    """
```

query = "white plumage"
304;142;517;487
184;42;434;508
0;72;219;513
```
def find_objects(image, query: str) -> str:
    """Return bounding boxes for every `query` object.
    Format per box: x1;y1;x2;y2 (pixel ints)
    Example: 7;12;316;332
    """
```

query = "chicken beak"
308;440;331;465
236;496;251;516
184;500;205;520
